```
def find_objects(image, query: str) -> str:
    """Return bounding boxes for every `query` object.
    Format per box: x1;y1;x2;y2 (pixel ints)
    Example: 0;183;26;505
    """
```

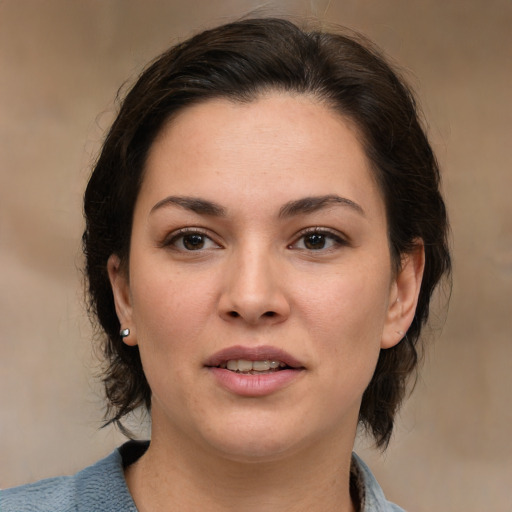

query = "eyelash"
161;228;221;251
161;227;348;253
289;227;348;252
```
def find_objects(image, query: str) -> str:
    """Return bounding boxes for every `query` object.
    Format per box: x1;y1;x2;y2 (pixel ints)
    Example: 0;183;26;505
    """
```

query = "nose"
218;246;290;325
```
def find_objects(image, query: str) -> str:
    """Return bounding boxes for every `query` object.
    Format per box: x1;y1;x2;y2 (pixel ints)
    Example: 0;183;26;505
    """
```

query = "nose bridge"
220;237;289;324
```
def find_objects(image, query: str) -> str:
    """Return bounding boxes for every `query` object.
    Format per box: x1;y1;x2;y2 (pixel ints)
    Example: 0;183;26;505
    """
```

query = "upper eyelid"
294;226;348;240
296;226;338;234
171;227;211;236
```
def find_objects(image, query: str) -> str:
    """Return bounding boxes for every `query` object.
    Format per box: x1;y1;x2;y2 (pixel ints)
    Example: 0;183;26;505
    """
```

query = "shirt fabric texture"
2;441;405;512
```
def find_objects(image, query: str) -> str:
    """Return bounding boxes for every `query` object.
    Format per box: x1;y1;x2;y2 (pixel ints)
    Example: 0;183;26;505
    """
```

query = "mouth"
205;346;305;396
218;359;292;374
205;345;305;374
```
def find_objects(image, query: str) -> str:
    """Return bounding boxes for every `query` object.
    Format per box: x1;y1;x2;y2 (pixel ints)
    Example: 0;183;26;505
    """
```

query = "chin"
210;437;301;464
191;413;304;463
197;411;333;465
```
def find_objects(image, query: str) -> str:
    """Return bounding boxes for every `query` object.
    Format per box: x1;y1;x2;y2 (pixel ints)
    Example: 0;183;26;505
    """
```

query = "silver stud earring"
120;327;130;338
396;330;405;337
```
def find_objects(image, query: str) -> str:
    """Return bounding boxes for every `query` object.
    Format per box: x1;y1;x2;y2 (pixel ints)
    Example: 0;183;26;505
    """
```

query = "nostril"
227;310;276;319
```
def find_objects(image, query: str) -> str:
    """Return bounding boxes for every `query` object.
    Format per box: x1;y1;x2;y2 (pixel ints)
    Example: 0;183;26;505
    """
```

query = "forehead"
139;93;384;219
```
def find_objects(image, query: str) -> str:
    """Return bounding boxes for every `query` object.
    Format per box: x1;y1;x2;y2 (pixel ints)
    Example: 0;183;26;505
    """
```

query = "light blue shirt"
2;442;405;511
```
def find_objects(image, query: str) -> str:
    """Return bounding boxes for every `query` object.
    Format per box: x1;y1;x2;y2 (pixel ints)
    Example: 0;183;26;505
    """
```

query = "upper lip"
205;345;305;369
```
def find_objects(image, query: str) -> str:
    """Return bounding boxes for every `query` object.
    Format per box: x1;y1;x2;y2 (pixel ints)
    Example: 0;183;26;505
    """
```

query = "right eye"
165;230;221;251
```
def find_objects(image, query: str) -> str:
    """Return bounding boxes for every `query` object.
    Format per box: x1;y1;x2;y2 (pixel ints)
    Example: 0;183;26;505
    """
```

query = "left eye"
291;231;344;251
167;231;220;251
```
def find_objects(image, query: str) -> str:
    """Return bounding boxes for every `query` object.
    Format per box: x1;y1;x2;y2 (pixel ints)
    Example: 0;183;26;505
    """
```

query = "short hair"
83;17;451;448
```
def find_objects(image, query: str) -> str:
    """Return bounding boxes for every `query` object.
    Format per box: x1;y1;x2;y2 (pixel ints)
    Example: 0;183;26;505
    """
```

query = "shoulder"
1;475;76;512
1;443;142;512
352;453;406;512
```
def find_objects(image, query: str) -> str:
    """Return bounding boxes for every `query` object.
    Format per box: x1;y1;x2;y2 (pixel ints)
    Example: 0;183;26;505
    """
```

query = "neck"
125;425;357;512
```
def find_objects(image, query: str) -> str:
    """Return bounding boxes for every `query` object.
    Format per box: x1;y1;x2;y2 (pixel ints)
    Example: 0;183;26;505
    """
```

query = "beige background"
1;1;511;510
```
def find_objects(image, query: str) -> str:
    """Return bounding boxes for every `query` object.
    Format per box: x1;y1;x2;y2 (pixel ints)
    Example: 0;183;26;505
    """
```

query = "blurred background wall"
1;1;510;510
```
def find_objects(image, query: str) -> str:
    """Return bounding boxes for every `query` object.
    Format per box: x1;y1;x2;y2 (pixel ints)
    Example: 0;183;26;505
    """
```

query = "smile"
205;346;305;396
205;345;304;370
220;359;288;373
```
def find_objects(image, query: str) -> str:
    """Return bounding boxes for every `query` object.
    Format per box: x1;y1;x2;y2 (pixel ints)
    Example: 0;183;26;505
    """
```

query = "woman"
3;17;450;512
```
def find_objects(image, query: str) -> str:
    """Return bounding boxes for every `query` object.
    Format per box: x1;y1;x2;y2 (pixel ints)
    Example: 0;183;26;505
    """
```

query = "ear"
107;254;137;346
381;241;425;349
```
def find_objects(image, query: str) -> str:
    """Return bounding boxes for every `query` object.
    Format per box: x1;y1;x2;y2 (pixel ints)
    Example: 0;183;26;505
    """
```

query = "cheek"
300;278;387;419
128;270;216;412
294;262;391;389
298;264;391;340
130;266;218;361
131;266;212;332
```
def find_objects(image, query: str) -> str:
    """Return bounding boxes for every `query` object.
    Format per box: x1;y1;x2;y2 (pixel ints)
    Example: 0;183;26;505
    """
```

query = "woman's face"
109;93;421;461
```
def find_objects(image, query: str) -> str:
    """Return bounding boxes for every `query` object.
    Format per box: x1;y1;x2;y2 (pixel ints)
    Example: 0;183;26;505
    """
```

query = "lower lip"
207;367;304;397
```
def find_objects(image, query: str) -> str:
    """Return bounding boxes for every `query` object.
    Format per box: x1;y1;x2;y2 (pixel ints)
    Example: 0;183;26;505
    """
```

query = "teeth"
223;359;286;372
237;359;253;372
252;360;270;371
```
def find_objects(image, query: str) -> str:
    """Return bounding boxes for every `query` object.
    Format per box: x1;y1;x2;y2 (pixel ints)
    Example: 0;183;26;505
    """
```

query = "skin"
108;93;424;512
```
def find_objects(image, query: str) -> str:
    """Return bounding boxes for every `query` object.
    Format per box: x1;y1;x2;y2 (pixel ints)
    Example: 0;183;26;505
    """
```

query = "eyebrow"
279;195;365;218
150;196;226;216
150;194;364;218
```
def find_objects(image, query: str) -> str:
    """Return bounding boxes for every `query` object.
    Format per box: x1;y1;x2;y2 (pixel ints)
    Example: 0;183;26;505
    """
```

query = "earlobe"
107;254;137;346
381;242;425;349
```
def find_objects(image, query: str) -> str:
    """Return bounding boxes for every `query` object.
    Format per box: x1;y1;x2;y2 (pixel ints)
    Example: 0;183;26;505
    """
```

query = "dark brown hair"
83;17;451;448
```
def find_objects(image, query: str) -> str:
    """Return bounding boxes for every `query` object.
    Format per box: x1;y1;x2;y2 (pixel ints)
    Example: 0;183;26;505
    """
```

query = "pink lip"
205;345;305;397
